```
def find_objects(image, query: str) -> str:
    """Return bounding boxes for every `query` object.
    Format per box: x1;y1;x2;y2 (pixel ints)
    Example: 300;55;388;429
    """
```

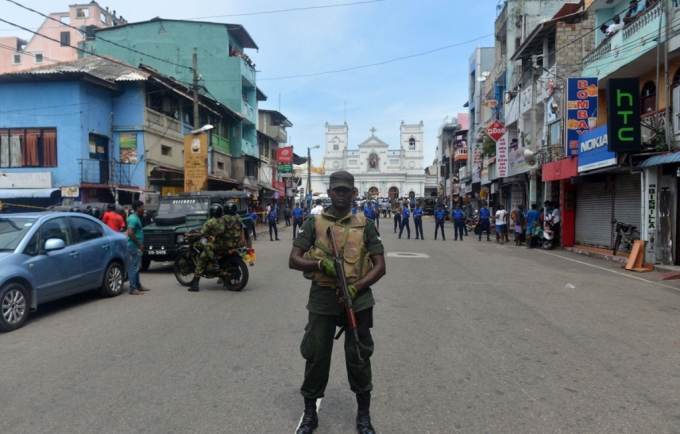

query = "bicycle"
611;219;640;256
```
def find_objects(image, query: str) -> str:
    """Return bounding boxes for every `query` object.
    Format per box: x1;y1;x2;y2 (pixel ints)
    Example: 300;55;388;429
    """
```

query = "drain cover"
387;252;430;258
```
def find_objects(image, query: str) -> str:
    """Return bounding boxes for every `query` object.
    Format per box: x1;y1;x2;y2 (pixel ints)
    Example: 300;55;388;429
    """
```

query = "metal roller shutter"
613;173;642;234
575;181;614;248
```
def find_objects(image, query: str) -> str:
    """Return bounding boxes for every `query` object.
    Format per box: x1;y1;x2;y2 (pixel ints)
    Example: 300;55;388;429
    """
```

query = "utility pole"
193;49;199;129
307;147;312;210
529;54;538;206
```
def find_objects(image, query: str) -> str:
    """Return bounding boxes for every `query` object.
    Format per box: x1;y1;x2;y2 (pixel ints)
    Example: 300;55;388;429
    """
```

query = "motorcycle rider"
188;203;227;292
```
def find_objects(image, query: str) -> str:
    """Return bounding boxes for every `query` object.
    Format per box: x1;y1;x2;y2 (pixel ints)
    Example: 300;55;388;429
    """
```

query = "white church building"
306;121;428;199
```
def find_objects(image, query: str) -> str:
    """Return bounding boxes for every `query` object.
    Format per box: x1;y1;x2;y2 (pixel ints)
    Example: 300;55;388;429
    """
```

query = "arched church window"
409;137;416;150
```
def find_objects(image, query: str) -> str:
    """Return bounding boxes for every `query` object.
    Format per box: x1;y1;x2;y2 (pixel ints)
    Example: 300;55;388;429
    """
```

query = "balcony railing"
265;125;288;143
622;1;664;41
79;159;131;186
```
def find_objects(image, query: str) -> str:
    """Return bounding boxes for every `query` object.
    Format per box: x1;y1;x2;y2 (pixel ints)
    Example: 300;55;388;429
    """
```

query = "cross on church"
370;127;376;135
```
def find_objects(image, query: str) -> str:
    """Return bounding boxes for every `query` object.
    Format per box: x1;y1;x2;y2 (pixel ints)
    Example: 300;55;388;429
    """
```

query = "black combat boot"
296;398;318;434
188;277;200;292
356;392;375;434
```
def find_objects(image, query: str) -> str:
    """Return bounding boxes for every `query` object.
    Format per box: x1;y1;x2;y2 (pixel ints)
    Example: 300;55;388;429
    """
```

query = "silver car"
0;212;128;332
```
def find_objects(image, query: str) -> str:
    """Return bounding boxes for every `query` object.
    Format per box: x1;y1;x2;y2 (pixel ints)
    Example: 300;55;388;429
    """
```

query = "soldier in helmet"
289;170;386;434
188;203;225;292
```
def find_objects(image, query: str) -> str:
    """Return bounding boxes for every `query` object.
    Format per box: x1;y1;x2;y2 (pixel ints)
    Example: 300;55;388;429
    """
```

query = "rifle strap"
334;326;345;340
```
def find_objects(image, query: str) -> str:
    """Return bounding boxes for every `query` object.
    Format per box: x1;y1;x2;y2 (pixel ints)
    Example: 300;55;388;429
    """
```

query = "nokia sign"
606;78;641;152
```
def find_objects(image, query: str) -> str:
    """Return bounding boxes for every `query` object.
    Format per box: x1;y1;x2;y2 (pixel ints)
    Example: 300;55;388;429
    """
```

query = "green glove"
348;284;358;300
320;258;337;278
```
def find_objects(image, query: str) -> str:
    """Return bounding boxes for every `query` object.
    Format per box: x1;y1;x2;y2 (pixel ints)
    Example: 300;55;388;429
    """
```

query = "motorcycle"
173;237;256;291
611;219;639;256
541;222;555;250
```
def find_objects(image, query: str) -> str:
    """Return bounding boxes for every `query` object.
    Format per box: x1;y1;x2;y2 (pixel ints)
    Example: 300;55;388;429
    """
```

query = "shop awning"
636;152;680;168
243;184;262;191
258;183;277;192
0;188;60;199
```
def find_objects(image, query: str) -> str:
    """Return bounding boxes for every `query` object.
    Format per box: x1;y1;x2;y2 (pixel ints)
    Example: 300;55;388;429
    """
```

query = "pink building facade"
0;2;125;74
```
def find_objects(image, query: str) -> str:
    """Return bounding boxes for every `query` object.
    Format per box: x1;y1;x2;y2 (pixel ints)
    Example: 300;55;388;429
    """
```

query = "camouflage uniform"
195;217;224;275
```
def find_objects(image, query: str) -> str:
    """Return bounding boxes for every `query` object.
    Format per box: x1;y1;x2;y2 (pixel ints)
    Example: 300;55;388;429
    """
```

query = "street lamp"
307;145;320;208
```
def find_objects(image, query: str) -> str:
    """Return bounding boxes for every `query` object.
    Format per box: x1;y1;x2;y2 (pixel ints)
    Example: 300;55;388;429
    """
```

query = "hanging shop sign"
486;120;507;142
496;132;508;178
578;125;616;173
119;133;138;164
277;146;294;164
184;134;208;192
606;78;641;152
471;143;482;183
277;163;292;172
566;77;598;157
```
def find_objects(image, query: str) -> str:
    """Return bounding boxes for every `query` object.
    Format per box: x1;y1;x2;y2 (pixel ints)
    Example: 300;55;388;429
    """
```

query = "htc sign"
606;78;641;152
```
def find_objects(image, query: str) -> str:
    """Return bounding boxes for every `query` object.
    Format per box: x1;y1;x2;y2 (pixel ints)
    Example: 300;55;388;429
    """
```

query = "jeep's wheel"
1;282;29;332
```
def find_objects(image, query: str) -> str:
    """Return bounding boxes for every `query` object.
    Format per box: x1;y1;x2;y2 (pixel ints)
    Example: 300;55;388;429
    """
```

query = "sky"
1;0;499;166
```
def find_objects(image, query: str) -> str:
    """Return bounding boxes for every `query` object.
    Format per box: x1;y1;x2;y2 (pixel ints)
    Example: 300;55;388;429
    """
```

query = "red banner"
277;147;294;163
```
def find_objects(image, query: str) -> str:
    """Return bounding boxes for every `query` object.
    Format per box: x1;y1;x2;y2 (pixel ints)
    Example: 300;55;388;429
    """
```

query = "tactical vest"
303;212;373;287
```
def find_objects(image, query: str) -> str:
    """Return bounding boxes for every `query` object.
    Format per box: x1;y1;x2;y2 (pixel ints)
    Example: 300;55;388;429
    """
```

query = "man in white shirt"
310;199;324;215
606;15;624;37
494;205;508;244
551;204;561;247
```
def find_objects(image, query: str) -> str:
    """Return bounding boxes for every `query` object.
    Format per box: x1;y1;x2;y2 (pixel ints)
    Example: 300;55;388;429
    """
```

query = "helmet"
87;206;102;219
224;201;238;215
209;203;223;219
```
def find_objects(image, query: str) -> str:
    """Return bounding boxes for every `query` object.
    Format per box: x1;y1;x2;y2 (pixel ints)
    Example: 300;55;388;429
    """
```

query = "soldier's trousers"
196;244;217;275
300;310;374;399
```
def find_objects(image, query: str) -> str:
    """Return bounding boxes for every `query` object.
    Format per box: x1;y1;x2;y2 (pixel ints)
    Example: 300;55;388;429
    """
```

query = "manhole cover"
387;252;430;258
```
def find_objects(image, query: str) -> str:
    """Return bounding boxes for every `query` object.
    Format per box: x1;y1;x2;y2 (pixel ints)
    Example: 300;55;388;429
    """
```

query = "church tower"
401;120;424;172
324;122;348;172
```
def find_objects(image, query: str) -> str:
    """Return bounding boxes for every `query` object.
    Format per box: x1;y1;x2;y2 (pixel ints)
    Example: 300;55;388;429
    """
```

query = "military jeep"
140;191;253;271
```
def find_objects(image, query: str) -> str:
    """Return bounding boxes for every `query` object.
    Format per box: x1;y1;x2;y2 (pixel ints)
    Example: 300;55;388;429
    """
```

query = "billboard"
277;146;294;164
578;125;616;173
184;134;208;192
566;78;598;157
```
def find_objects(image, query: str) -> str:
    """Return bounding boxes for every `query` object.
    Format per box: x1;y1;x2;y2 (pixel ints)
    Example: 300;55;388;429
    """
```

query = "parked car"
0;212;128;332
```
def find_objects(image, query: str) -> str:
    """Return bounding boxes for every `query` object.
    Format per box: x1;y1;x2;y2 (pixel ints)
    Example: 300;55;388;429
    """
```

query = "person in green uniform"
188;203;225;292
289;171;386;434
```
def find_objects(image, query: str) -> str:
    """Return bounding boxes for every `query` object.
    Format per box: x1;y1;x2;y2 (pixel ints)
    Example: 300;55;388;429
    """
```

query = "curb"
563;246;629;265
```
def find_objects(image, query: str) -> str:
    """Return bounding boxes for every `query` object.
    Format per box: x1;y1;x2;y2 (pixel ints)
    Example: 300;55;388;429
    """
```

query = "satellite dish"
483;100;498;108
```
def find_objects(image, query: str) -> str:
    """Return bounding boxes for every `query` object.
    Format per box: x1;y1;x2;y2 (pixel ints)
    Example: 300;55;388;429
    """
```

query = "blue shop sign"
578;125;616;173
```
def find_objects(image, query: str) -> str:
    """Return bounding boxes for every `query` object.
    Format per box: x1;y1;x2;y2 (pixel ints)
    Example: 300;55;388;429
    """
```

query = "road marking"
540;250;680;292
386;252;430;258
295;398;322;433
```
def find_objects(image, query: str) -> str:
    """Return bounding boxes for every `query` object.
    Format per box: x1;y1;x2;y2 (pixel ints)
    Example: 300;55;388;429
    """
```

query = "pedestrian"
552;202;561;247
268;205;280;241
102;203;125;232
393;204;402;233
292;203;304;240
372;202;380;228
276;202;281;224
434;203;447;240
351;204;357;215
249;208;258;241
413;203;424;240
495;205;508;244
363;201;375;222
462;207;468;236
289;170;386;434
525;204;539;240
311;199;324;215
126;200;149;294
514;205;526;246
478;203;491;241
526;221;544;249
399;204;411;239
452;204;465;241
284;205;292;227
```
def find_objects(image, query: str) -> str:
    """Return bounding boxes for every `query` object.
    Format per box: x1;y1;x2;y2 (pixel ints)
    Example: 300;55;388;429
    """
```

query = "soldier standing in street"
289;171;386;434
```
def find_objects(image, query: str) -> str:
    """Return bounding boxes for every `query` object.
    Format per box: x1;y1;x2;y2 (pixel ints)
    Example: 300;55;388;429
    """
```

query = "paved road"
2;218;680;433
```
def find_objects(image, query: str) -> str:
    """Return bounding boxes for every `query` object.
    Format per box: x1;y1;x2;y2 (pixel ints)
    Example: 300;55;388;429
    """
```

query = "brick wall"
555;13;595;81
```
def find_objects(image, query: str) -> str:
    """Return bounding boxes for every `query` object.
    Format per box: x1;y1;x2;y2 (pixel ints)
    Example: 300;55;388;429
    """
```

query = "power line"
188;0;385;19
5;0;193;72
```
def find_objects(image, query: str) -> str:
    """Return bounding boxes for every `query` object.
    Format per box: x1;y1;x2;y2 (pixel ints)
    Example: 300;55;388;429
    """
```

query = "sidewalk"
563;245;629;266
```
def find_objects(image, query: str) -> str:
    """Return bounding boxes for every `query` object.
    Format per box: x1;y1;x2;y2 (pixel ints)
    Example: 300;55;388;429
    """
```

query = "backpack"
220;215;243;249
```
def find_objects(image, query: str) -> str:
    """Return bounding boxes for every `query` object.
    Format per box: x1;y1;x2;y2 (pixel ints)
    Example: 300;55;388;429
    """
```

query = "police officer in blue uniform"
249;208;258;241
268;206;280;241
434;203;447;240
452;204;465;241
363;202;375;222
399;204;411;239
478;203;491;241
413;203;424;240
292;203;304;240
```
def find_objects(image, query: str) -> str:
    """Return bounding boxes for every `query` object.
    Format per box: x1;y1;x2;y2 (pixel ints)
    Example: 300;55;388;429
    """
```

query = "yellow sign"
184;134;208;192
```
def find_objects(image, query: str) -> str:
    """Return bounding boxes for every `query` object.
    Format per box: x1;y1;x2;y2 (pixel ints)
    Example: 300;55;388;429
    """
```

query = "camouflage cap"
329;170;354;189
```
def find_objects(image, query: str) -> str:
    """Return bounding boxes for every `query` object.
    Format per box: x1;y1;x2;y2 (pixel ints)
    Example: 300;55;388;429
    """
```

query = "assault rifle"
326;226;364;363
